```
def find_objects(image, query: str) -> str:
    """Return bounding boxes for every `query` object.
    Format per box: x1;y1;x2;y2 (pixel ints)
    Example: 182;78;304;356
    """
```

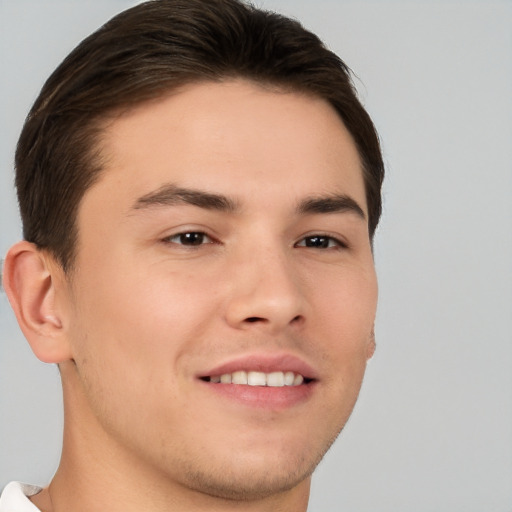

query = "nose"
224;247;305;333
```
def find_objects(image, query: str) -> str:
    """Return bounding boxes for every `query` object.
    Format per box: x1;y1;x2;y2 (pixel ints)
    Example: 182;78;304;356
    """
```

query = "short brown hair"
15;0;384;271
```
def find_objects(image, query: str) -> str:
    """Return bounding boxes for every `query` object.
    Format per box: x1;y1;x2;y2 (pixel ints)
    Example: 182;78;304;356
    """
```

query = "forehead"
88;80;366;215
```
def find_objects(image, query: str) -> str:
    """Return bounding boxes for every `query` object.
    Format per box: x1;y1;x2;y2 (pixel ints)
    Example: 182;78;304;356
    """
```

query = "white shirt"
0;482;42;512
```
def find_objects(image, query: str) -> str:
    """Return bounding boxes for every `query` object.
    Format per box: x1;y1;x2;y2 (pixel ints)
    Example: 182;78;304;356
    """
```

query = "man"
1;0;384;510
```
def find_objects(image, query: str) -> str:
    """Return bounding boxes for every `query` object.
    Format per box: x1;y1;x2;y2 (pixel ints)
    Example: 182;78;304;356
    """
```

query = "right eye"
163;232;214;246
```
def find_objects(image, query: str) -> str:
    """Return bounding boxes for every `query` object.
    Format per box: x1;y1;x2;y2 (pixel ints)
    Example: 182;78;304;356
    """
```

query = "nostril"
245;317;264;323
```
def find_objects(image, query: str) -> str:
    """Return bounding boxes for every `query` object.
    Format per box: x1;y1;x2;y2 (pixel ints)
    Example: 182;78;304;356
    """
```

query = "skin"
4;80;377;512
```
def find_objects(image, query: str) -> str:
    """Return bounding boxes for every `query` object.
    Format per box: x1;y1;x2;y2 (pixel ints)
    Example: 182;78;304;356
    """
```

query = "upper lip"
198;352;318;380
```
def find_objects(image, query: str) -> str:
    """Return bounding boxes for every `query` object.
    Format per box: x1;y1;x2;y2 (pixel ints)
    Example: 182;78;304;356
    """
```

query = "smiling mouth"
201;370;313;387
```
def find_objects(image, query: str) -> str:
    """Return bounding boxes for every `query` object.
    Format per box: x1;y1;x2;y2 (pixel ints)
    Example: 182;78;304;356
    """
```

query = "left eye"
295;235;344;249
164;232;214;246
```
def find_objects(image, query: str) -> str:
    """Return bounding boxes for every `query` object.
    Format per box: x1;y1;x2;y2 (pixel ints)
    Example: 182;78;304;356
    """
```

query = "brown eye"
166;232;213;246
305;236;329;248
296;235;345;249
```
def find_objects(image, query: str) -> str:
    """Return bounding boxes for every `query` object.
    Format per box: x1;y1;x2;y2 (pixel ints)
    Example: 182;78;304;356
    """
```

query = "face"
61;80;377;500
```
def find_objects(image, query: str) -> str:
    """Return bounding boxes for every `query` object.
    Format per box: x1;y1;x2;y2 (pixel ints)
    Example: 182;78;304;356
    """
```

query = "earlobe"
3;241;73;363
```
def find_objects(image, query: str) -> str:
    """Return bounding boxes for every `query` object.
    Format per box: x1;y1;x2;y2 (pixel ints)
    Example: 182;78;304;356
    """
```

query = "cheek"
69;260;218;381
65;270;201;432
308;265;377;387
311;264;377;335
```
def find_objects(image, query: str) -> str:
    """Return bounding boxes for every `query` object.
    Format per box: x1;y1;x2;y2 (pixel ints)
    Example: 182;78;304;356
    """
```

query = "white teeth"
284;371;295;386
232;371;247;385
220;374;232;384
267;371;285;387
248;371;267;386
293;374;304;386
209;370;307;387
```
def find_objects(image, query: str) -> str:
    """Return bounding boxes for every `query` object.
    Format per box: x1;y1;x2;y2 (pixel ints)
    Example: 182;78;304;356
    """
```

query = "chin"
179;460;313;501
172;429;340;502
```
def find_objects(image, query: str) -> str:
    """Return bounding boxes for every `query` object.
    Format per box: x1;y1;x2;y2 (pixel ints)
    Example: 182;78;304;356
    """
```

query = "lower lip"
199;380;316;410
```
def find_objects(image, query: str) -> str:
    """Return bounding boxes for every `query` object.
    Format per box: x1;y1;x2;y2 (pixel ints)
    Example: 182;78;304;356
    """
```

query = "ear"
366;327;376;360
3;241;73;363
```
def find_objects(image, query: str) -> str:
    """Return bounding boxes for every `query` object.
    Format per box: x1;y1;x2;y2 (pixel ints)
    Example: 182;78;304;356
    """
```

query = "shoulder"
0;482;42;511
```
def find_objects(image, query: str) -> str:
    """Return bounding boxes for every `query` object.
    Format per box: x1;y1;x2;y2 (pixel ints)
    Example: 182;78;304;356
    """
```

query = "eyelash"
163;232;215;246
162;231;347;250
295;234;347;249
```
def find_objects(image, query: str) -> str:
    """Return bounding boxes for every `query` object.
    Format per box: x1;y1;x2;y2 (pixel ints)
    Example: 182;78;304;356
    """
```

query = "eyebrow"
132;184;238;212
297;194;366;220
131;183;365;220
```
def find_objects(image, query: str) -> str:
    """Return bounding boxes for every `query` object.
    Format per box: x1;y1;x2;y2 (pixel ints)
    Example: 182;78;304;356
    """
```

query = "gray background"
1;1;511;511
